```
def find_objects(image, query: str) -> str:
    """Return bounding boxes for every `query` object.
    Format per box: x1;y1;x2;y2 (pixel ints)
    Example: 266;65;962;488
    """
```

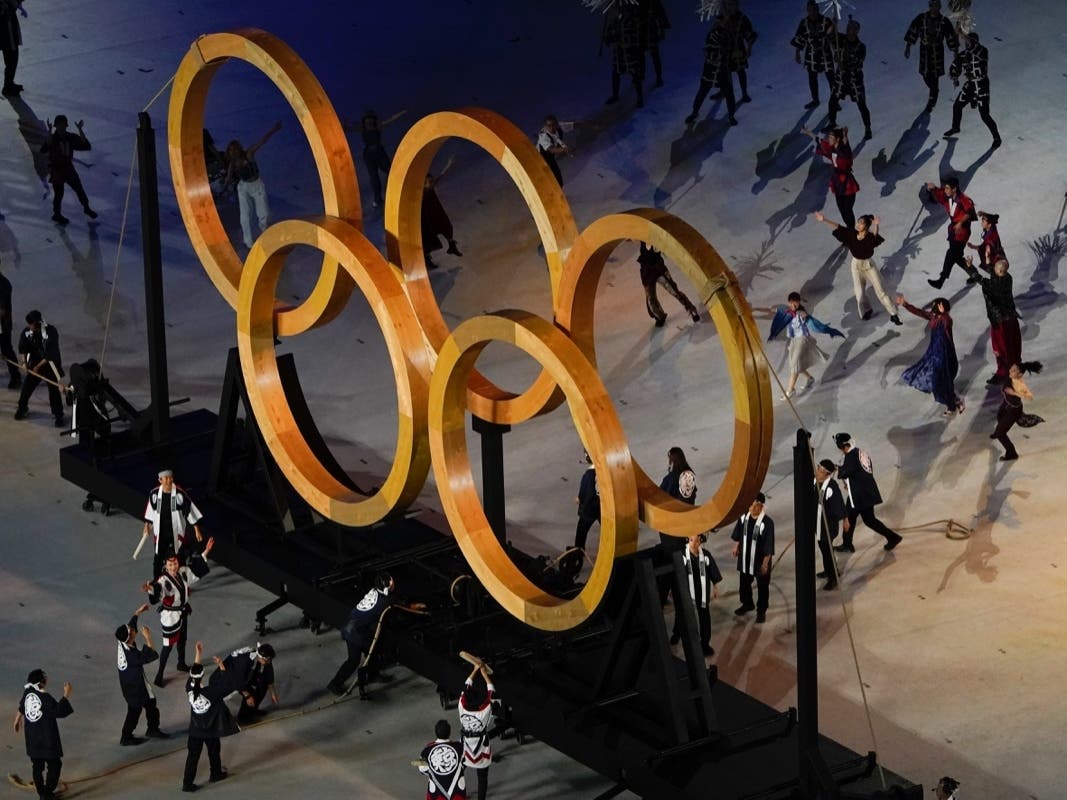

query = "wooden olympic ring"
428;310;639;631
385;108;579;425
168;30;360;336
169;29;774;629
237;217;431;527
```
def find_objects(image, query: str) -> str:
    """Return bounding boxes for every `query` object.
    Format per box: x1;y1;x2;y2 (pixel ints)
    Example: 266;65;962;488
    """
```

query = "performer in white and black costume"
833;433;902;552
142;469;204;581
791;0;837;110
182;641;237;792
814;459;848;591
116;602;168;745
15;669;73;800
943;31;1001;148
904;0;959;113
142;540;214;687
536;115;572;188
458;662;495;800
828;18;873;140
217;643;278;722
670;534;723;655
730;492;774;623
418;719;467;800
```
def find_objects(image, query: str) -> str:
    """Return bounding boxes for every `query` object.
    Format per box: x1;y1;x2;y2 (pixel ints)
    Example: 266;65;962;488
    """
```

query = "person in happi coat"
218;643;278;723
14;310;64;426
904;0;959;113
142;540;214;687
731;493;774;623
14;669;73;800
142;469;205;581
670;534;723;654
458;661;495;800
116;602;168;745
814;459;847;590
0;0;26;96
801;125;859;230
833;433;902;552
942;31;1001;148
327;572;400;697
791;0;837;110
418;719;467;800
182;641;238;792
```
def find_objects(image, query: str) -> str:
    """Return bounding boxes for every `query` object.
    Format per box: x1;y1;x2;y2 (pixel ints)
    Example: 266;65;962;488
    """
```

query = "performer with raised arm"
458;660;495;800
40;115;97;225
182;641;238;792
942;31;1001;149
924;174;977;289
223;121;282;248
812;211;901;324
765;291;844;399
964;254;1019;383
14;670;73;800
801;126;859;230
116;602;168;745
142;538;214;687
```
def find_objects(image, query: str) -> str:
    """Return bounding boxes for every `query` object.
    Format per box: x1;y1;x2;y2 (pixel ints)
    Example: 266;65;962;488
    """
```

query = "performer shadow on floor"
653;119;733;208
750;110;821;196
871;112;938;198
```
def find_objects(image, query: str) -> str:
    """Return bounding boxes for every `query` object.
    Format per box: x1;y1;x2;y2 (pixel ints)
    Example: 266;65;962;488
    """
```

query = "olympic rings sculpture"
168;30;774;631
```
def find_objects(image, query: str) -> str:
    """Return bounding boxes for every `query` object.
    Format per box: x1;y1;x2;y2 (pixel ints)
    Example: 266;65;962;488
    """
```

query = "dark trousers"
834;192;857;231
818;524;837;579
51;171;90;216
807;69;836;102
649;45;663;84
829;89;872;132
990;318;1022;378
1;43;16;90
574;515;598;550
691;75;736;120
363;148;390;204
672;597;712;648
842;507;897;547
611;67;644;106
330;639;366;689
468;765;489;800
739;571;770;612
951;97;1000;141
922;72;940;108
121;697;161;738
17;371;64;417
992;402;1022;458
656;535;685;605
155;623;188;682
31;758;61;798
183;736;222;787
938;240;968;283
1;324;19;384
541;152;563;187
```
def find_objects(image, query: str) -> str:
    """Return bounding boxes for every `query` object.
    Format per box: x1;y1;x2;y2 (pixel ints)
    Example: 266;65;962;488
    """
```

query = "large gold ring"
168;30;360;336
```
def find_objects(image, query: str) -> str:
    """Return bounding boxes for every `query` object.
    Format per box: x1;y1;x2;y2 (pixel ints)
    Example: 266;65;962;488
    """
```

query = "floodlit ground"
1;1;1065;797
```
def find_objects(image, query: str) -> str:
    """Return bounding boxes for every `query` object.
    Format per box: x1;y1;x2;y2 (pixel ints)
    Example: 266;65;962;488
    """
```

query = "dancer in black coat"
15;669;73;800
116;604;168;745
833;433;902;552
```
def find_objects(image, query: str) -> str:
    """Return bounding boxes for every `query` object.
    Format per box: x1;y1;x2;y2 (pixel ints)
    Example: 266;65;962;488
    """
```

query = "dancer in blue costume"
895;294;964;416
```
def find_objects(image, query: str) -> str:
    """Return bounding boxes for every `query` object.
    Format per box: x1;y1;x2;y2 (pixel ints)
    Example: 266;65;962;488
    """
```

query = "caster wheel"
82;499;95;512
100;503;111;516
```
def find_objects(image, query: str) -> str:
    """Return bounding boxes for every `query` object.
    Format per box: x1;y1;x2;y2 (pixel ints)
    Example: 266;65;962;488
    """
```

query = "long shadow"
870;111;938;198
938;134;996;195
763;154;830;242
652;113;733;209
877;185;944;284
0;217;20;269
750;109;822;196
797;244;849;310
58;226;110;326
4;95;51;194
